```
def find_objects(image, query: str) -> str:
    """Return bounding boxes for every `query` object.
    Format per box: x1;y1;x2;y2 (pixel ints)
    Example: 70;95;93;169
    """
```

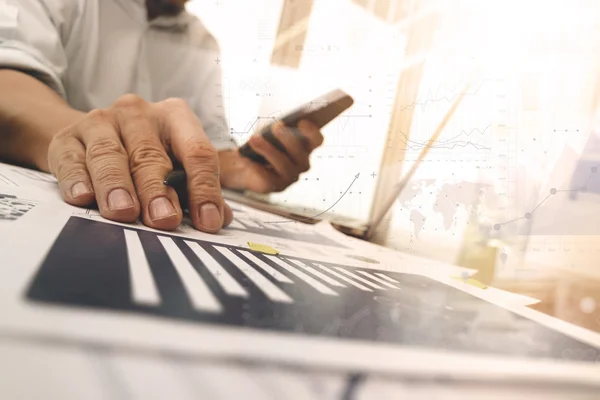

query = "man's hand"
47;94;233;233
219;120;323;193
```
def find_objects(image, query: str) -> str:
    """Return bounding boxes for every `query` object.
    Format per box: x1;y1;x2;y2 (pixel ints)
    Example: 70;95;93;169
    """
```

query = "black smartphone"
238;89;354;165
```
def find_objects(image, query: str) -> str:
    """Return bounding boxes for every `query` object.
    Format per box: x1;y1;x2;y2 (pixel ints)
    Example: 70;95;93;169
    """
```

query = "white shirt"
0;0;237;150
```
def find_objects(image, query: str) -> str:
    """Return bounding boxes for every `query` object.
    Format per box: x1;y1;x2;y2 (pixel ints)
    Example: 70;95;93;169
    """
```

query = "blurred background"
186;0;600;311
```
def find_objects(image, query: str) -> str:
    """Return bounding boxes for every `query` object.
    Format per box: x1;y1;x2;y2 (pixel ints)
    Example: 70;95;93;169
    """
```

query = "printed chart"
26;216;600;362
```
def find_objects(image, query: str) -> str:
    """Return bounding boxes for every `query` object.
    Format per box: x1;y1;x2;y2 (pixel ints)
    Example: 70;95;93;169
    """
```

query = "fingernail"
71;182;91;198
198;203;221;231
108;188;134;211
149;197;176;221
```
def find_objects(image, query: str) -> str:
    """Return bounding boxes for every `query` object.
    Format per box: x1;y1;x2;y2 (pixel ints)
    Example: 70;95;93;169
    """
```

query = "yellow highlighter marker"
247;242;280;255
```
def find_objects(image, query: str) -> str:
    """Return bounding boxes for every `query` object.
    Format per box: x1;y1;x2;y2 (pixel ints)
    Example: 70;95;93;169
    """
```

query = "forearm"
0;69;85;171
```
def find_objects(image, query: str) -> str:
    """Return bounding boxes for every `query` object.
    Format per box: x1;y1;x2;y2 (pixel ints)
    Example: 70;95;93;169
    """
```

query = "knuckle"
56;148;84;169
113;94;146;110
87;138;127;161
93;163;128;186
87;108;110;123
190;173;220;190
184;139;218;164
48;135;80;174
135;178;164;198
57;164;87;184
54;151;87;181
161;97;189;110
188;174;221;202
129;141;171;172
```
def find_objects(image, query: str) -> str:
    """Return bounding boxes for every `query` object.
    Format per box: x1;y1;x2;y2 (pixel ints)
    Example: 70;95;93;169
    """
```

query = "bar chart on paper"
25;217;600;362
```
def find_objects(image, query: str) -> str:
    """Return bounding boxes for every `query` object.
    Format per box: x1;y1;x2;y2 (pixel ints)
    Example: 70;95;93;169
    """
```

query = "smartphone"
238;89;354;165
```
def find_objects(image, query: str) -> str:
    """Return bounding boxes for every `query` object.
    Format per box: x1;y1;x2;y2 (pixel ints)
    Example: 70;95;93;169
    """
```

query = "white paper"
0;163;599;389
0;162;57;189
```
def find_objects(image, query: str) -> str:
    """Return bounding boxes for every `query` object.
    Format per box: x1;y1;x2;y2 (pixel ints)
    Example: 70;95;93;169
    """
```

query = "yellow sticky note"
247;242;279;255
453;276;488;289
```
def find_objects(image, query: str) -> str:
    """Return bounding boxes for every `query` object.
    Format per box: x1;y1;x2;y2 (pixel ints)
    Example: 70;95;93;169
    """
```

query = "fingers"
76;110;141;222
48;134;95;207
48;95;240;233
244;120;323;193
297;119;323;151
158;98;226;233
248;133;297;190
113;95;182;231
271;122;310;173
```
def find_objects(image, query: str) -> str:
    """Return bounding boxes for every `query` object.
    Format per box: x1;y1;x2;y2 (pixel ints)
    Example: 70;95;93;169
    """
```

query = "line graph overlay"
263;173;360;224
494;165;600;230
396;79;491;111
398;125;492;151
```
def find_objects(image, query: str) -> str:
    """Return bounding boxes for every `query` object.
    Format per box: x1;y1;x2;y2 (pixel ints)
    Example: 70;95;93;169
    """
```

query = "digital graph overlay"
25;217;599;361
494;164;600;231
398;125;492;151
262;173;361;225
227;215;346;248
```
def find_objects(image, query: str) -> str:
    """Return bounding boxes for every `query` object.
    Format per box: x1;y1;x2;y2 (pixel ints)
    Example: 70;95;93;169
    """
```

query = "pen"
163;169;186;188
164;170;188;208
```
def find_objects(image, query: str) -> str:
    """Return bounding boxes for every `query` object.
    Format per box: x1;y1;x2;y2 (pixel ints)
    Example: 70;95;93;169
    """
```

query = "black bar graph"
25;217;600;363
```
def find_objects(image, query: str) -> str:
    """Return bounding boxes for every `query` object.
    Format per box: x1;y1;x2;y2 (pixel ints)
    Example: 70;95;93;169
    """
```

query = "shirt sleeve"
187;19;238;152
0;0;76;98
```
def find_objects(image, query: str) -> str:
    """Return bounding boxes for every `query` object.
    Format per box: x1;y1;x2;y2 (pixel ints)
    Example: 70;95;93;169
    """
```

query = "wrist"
0;70;85;171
